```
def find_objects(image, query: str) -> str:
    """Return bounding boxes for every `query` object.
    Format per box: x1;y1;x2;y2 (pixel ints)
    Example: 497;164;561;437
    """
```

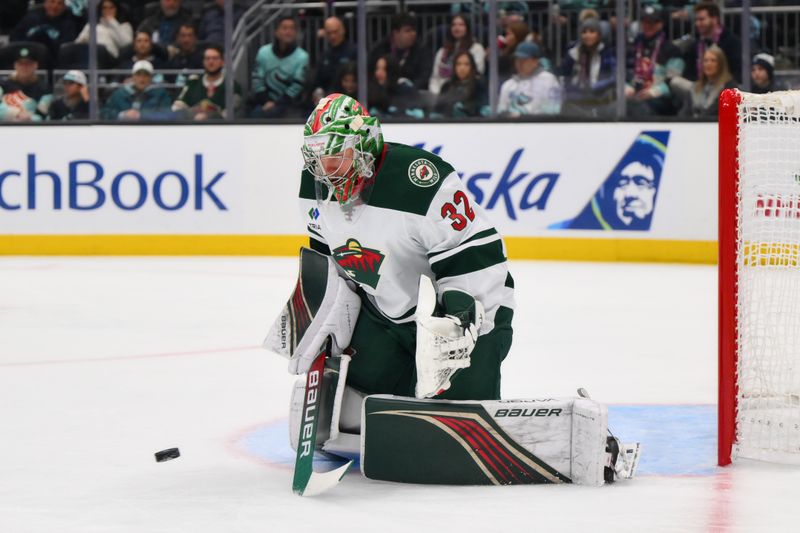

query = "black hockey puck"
155;448;180;462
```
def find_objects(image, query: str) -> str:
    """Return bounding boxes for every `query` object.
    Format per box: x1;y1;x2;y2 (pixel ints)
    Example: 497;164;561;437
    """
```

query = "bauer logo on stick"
408;159;440;187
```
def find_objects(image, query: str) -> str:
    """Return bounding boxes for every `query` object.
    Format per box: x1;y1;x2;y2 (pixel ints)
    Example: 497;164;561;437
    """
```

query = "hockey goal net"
719;89;800;465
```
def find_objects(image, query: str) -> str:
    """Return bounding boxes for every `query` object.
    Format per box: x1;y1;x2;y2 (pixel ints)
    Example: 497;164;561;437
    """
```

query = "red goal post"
718;88;800;466
718;89;739;466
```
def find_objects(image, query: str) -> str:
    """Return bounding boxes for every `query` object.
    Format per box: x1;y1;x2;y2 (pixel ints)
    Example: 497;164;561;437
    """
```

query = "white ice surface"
1;257;799;533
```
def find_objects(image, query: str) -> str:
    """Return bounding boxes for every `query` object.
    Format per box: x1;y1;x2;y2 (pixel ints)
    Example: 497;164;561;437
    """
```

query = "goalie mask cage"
719;89;800;466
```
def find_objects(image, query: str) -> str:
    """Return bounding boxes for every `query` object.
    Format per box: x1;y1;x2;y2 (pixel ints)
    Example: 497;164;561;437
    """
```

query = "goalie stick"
292;336;353;496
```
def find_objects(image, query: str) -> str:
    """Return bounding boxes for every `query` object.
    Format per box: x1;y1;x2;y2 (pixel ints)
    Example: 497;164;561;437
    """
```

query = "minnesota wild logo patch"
408;159;440;187
332;239;385;289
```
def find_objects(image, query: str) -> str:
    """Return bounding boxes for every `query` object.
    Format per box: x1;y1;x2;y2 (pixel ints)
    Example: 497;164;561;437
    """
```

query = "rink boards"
0;122;716;263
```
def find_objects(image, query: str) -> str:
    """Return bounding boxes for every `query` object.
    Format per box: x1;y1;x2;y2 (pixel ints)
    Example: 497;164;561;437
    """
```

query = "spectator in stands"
75;0;133;59
0;46;52;121
172;44;241;120
576;7;611;48
560;17;616;118
433;50;488;118
125;0;152;30
677;45;736;117
428;15;486;95
138;0;194;45
10;0;79;61
168;22;203;70
101;60;172;120
499;20;529;83
682;1;742;82
626;4;685;117
119;30;168;73
497;41;562;117
332;62;358;99
48;69;89;120
368;13;433;92
0;0;29;34
311;16;358;102
751;53;780;94
367;55;423;118
199;0;244;44
249;16;309;119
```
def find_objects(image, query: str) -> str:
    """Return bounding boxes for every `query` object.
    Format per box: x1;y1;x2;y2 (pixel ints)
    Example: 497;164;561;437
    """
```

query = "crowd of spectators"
0;0;796;122
303;1;791;121
0;0;240;121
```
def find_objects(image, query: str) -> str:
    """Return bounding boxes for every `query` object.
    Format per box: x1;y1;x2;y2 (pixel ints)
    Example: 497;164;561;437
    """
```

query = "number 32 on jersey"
440;190;476;231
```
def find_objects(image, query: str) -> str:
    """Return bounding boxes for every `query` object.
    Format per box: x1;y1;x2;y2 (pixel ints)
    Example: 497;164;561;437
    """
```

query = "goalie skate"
605;437;641;483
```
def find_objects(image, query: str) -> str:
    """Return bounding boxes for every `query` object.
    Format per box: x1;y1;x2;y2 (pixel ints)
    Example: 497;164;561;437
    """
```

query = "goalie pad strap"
361;395;608;486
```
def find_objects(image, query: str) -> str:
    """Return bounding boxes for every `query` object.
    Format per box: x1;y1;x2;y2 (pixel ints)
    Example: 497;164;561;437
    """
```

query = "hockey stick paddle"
292;337;353;496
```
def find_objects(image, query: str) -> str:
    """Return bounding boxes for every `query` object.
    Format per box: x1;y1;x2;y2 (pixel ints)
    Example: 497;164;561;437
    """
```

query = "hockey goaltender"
264;93;640;494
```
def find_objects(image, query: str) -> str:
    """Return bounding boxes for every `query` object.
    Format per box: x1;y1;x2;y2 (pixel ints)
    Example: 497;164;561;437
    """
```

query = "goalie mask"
302;93;384;206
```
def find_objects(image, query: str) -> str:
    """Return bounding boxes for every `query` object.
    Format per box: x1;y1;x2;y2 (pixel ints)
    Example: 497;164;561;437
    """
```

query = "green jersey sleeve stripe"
431;239;507;279
427;228;498;260
428;233;502;266
505;272;515;289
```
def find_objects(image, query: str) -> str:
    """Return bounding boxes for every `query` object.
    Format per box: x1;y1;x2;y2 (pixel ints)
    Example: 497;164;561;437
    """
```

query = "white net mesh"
736;91;800;463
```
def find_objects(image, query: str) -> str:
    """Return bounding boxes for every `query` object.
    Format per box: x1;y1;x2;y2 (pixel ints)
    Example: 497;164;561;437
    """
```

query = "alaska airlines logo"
549;131;670;231
332;238;385;289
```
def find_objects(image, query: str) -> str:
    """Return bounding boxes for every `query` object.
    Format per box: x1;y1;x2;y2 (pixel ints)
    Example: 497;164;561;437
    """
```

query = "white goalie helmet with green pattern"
302;93;384;204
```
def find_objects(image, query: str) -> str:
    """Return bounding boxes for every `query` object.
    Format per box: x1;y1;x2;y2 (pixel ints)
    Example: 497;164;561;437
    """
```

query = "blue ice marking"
240;420;360;469
608;405;718;476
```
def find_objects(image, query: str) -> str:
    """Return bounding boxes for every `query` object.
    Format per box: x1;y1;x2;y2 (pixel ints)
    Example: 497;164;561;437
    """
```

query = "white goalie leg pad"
264;248;361;375
288;354;363;456
487;397;609;485
569;398;609;485
361;395;611;486
415;275;484;398
322;385;367;457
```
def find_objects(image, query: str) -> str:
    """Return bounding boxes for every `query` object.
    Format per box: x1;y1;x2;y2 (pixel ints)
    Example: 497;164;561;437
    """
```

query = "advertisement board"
0;123;717;262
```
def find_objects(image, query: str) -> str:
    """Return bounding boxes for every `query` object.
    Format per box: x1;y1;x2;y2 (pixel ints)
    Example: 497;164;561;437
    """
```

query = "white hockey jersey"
498;69;562;116
298;142;514;334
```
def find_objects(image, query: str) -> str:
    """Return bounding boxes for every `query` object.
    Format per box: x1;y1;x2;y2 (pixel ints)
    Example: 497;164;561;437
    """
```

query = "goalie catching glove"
415;275;485;398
